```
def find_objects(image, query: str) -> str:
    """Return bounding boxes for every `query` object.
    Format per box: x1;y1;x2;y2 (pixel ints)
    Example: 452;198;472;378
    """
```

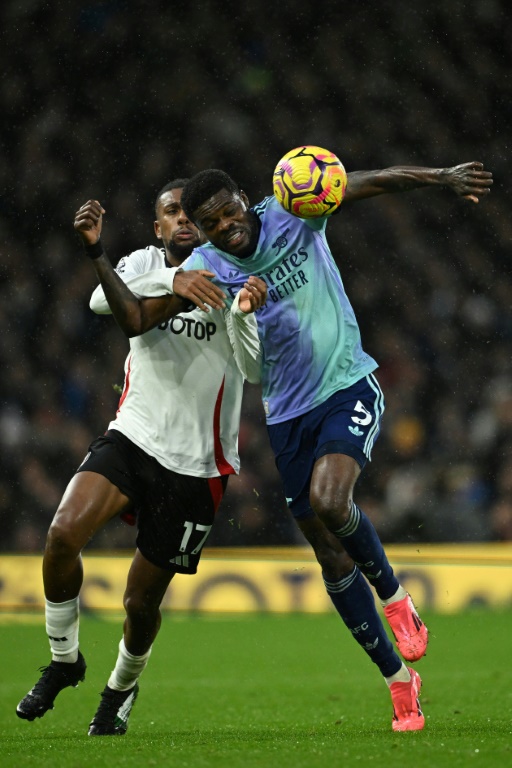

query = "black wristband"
83;240;105;260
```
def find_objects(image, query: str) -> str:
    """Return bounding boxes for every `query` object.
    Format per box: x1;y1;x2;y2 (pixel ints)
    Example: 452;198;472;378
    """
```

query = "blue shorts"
267;374;385;520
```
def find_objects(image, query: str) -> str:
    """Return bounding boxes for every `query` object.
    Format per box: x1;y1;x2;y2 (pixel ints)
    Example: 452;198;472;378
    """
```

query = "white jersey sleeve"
89;248;180;315
224;294;262;384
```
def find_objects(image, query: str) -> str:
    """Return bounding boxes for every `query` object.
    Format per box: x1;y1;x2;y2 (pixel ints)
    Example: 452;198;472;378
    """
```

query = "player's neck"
165;254;184;268
164;247;190;268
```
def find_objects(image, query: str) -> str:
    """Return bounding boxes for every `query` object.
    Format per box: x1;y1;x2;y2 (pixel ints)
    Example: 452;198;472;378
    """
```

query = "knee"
123;589;160;624
310;489;353;529
46;515;82;559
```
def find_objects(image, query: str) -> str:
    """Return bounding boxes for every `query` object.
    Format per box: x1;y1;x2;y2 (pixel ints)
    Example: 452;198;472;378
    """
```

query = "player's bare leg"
88;550;175;736
44;472;132;601
17;473;131;722
122;549;176;654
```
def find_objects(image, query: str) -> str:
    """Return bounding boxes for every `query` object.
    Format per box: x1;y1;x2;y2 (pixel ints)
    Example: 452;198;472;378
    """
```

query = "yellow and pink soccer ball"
273;145;347;218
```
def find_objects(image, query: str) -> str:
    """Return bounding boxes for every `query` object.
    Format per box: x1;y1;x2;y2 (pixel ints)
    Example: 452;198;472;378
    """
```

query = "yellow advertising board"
1;544;511;614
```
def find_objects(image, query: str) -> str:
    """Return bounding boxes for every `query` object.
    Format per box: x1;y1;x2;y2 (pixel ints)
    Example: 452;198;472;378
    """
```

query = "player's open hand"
237;276;268;314
173;270;226;312
444;162;493;203
74;200;105;244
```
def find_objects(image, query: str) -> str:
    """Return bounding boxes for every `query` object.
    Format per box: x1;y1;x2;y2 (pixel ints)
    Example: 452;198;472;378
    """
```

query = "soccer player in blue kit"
159;159;491;732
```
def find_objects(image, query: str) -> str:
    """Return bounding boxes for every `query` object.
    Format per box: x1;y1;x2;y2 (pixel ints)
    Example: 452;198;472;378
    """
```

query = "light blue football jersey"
183;195;378;424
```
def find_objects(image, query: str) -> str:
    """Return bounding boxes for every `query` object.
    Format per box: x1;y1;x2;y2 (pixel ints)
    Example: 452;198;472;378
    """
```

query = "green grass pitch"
1;610;511;767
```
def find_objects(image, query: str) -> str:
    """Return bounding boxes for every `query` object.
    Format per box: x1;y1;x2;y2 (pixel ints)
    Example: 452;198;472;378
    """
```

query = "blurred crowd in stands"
0;0;510;552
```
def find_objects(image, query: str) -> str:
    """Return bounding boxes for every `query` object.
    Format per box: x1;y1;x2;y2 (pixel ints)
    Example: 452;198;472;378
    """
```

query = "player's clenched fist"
74;200;106;245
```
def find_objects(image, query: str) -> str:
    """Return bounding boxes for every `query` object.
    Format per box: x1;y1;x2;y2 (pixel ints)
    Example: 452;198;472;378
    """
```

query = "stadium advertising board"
1;545;511;614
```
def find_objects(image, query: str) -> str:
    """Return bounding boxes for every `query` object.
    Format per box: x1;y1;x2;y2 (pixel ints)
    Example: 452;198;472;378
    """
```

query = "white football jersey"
89;246;261;478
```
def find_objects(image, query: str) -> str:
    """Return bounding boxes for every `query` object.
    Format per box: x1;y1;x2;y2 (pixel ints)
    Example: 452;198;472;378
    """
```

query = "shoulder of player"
251;195;274;218
181;244;217;270
255;195;318;230
251;195;317;230
116;245;165;272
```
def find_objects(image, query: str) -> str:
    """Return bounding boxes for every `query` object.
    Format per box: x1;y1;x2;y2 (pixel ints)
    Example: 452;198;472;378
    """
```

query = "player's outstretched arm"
344;162;493;204
75;200;226;336
74;199;184;335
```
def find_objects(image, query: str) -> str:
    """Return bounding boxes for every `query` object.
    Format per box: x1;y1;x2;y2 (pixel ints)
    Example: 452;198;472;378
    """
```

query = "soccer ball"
272;145;347;218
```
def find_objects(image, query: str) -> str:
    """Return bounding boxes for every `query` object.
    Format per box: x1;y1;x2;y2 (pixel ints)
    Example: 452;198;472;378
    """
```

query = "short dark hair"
181;170;240;221
154;178;190;216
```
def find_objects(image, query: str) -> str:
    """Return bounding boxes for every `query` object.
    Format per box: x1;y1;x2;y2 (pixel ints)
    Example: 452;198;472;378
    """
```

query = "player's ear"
154;220;162;239
240;190;250;209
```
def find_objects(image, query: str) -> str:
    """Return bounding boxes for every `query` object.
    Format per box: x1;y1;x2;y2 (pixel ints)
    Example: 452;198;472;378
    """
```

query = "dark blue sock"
333;502;399;601
324;567;402;678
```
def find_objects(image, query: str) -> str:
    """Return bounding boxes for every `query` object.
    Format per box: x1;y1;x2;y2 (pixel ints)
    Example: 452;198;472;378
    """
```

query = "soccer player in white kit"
16;181;267;735
145;160;491;732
